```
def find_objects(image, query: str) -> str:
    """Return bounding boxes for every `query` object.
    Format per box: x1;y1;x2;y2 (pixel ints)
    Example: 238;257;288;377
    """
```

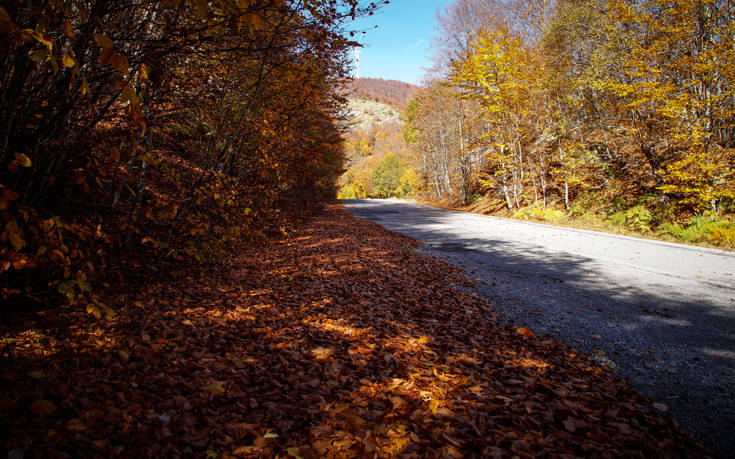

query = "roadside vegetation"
0;0;384;310
393;0;735;250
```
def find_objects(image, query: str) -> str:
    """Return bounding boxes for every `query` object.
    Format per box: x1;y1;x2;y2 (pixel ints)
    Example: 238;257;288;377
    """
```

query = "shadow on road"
343;199;735;457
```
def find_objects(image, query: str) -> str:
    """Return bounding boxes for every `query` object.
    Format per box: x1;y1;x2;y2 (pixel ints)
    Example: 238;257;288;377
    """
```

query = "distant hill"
345;98;402;132
348;78;419;112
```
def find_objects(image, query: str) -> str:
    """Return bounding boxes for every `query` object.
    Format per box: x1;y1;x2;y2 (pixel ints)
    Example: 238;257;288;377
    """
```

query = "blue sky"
347;0;454;85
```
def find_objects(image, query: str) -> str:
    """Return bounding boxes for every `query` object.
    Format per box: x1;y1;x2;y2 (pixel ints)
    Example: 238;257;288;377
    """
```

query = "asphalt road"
343;199;735;457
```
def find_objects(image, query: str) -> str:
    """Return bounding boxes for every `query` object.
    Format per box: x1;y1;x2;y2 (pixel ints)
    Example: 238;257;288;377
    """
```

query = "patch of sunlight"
303;317;368;337
699;348;735;359
513;357;551;369
639;315;692;326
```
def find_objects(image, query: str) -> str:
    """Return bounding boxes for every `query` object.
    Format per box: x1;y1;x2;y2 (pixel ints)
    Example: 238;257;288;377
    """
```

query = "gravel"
344;198;735;458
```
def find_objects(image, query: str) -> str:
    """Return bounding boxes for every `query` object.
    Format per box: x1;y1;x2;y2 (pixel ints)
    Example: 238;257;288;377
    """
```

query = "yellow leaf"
86;303;102;319
0;6;11;23
139;62;151;80
16;29;34;44
29;399;57;416
286;447;303;459
100;304;116;320
516;327;534;337
62;53;75;68
93;33;113;49
6;220;25;250
32;31;53;50
14;153;31;167
29;47;48;62
201;383;226;394
120;84;139;106
653;402;668;412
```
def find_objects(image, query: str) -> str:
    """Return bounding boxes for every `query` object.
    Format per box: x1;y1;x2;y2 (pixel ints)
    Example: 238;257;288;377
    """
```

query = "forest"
402;0;735;248
348;77;419;111
0;0;387;309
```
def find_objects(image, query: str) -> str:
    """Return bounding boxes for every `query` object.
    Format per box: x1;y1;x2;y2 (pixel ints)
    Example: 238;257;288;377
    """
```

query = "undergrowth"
498;199;734;250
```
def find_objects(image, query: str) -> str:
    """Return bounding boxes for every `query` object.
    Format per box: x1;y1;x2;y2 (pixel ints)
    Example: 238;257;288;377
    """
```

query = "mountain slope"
345;98;402;132
348;77;419;112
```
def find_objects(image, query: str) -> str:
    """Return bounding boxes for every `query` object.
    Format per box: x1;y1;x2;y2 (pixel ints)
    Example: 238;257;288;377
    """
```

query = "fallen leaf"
516;327;534;337
29;399;57;416
652;403;668;412
201;383;226;395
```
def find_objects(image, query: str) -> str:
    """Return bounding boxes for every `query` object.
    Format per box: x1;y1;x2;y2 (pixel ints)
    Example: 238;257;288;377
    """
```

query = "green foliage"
608;211;627;227
658;214;735;247
371;154;405;198
624;205;652;233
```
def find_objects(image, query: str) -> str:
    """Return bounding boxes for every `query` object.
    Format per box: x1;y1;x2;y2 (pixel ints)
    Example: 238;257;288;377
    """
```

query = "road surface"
343;199;735;457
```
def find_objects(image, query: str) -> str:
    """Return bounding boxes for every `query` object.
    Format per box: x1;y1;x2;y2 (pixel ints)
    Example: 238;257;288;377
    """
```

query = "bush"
605;205;652;232
514;205;565;223
625;205;653;232
657;214;735;247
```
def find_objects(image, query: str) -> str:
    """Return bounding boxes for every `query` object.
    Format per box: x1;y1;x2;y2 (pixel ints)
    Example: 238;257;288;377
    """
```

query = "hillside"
345;98;402;132
348;77;419;112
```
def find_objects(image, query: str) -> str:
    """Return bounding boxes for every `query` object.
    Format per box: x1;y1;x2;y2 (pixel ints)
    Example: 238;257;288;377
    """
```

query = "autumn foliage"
0;0;384;308
348;77;419;112
406;0;735;238
0;205;707;456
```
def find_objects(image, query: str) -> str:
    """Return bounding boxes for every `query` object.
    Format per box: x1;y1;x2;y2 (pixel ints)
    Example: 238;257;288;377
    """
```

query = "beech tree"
0;0;386;306
407;0;734;221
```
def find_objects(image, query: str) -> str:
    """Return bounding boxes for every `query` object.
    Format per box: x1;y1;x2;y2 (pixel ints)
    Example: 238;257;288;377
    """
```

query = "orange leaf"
516;327;534;337
62;20;75;38
62;53;75;68
120;84;139;106
93;33;113;48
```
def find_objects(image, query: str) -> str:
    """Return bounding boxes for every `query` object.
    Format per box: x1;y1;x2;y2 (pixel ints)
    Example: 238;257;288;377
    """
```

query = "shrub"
625;205;653;232
657;214;735;247
514;205;565;223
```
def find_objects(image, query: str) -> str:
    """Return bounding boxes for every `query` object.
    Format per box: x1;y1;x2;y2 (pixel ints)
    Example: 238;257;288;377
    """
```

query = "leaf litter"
0;204;709;457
